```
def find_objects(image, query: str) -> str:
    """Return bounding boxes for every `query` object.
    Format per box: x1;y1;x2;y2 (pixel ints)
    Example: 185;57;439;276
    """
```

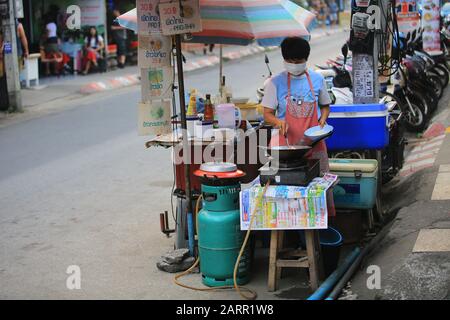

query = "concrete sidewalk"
15;27;346;109
345;96;450;300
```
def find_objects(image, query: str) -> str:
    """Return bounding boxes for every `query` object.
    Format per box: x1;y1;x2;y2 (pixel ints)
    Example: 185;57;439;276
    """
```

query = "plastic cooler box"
326;104;389;151
329;159;378;209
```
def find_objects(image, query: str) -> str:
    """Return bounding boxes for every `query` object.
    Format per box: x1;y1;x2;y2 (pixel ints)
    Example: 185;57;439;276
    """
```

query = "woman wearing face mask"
262;36;332;172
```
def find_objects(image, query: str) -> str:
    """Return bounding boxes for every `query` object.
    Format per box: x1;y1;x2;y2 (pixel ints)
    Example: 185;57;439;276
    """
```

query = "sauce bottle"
203;94;214;121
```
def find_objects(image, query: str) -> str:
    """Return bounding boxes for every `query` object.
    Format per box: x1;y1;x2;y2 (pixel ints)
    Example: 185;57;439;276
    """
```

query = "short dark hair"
281;37;310;61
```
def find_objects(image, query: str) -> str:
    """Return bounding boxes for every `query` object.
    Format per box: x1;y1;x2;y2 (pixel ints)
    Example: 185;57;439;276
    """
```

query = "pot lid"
194;162;245;180
199;162;237;173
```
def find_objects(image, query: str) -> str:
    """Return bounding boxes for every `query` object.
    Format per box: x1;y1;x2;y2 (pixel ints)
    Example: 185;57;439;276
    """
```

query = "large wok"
260;126;333;162
260;145;312;162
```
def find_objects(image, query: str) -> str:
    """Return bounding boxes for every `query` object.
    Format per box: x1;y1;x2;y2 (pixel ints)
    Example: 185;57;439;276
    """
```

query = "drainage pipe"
307;247;361;300
325;219;395;300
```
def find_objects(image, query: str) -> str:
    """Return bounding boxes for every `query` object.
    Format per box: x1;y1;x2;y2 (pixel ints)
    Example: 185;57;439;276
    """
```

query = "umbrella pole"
219;44;223;97
174;34;194;255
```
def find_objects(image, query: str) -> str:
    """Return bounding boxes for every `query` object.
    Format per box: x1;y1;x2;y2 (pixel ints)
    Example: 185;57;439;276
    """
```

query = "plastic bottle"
187;91;197;116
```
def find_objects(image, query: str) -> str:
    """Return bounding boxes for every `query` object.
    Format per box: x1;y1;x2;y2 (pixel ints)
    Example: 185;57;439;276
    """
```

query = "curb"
80;28;346;95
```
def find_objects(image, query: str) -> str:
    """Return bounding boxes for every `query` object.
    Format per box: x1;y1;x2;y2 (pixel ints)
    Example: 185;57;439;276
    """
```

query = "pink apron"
270;71;335;216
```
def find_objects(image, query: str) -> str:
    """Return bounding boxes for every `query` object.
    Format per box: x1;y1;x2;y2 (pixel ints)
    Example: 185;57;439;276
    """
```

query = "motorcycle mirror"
406;32;411;42
264;54;273;76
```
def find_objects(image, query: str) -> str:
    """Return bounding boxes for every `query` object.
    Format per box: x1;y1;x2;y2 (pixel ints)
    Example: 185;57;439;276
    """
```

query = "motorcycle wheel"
428;74;444;99
399;93;427;132
409;81;435;115
433;64;450;87
417;81;439;113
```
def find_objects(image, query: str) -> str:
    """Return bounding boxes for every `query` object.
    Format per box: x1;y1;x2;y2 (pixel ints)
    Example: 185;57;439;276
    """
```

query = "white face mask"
284;61;307;76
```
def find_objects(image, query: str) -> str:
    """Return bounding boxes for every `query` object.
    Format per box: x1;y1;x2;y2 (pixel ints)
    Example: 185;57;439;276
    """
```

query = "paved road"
0;31;348;299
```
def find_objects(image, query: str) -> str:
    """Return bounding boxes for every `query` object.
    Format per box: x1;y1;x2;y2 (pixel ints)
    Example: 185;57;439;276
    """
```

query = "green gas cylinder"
194;162;250;287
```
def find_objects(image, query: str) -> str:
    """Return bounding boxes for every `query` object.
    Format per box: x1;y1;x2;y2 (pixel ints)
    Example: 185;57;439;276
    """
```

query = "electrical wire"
377;0;401;77
173;182;271;300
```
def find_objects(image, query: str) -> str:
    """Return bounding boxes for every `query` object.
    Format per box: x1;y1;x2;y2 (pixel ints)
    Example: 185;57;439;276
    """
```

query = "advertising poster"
141;67;174;101
138;100;172;136
136;0;161;34
396;0;420;33
78;0;106;27
137;34;172;68
159;0;202;36
422;0;441;53
240;174;338;231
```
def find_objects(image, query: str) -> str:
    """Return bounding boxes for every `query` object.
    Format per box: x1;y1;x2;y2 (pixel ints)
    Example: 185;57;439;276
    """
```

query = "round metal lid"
199;162;237;173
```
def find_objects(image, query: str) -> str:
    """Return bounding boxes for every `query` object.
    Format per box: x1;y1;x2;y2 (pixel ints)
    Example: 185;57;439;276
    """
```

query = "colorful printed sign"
137;34;172;68
396;0;420;33
78;0;106;27
137;0;162;34
138;100;172;136
240;174;338;230
141;67;174;101
422;0;441;53
159;0;202;36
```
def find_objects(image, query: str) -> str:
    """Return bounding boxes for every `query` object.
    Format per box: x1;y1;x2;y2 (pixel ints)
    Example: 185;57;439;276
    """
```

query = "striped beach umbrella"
117;0;316;46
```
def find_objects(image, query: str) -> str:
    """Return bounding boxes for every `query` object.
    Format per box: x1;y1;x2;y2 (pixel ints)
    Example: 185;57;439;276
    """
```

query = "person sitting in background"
82;26;104;75
41;14;62;75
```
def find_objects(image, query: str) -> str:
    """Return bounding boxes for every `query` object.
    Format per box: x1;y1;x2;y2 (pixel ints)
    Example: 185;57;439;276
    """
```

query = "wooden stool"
268;230;324;291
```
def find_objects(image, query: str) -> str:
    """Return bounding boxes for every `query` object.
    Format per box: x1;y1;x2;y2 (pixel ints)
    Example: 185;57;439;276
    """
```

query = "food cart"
118;0;367;296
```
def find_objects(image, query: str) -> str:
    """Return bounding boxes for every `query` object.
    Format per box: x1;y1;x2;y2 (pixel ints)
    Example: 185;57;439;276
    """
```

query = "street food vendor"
262;37;332;171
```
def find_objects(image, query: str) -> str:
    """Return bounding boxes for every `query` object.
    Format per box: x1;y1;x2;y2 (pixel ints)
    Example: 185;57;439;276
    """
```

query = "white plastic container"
215;104;242;129
186;116;198;138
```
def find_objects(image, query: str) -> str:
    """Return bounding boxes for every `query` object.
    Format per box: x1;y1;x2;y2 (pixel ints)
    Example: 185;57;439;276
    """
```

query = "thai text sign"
141;67;174;101
138;100;172;136
137;0;161;34
159;0;202;36
138;34;171;68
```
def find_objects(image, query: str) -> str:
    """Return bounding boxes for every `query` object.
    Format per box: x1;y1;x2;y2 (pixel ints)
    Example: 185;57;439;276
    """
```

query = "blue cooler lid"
330;103;387;113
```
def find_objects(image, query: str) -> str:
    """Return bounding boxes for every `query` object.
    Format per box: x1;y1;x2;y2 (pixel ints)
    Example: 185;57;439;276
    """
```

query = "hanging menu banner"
422;0;441;53
138;100;172;136
138;34;171;68
159;0;202;36
141;67;174;101
137;0;162;34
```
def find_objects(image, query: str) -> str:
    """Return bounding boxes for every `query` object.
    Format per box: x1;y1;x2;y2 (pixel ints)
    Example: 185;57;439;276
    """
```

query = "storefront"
20;0;134;52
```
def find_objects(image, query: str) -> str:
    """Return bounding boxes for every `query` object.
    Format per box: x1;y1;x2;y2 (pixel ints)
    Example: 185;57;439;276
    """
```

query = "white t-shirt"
46;22;57;38
85;35;104;49
262;75;332;110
